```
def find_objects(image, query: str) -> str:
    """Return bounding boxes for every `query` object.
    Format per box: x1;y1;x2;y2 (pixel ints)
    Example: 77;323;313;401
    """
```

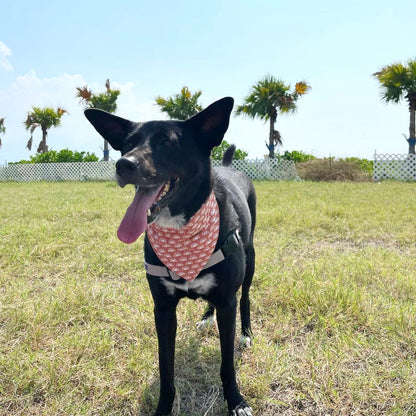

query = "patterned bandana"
146;192;220;281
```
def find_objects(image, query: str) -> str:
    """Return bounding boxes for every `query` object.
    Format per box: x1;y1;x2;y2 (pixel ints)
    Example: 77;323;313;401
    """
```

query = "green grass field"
1;181;416;415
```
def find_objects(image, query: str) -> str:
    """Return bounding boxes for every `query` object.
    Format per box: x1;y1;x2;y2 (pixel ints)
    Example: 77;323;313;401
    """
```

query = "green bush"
13;149;99;164
343;157;374;175
211;140;248;160
281;150;316;163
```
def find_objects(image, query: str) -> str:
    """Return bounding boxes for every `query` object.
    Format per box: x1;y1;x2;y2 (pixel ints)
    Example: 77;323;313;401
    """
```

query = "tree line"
1;59;416;158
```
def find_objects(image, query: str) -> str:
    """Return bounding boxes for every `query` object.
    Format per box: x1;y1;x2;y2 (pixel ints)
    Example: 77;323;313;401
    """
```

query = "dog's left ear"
186;97;234;152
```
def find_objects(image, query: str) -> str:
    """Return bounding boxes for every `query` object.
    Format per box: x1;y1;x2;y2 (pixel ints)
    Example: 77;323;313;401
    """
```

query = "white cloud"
0;41;13;71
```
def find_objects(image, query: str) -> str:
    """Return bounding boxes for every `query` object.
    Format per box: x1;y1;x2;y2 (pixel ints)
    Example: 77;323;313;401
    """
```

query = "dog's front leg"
153;303;177;416
216;297;253;416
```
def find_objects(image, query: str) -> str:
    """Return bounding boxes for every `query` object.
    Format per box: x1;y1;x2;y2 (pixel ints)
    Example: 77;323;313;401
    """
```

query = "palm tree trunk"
268;114;276;159
408;99;416;154
41;127;48;153
103;140;109;161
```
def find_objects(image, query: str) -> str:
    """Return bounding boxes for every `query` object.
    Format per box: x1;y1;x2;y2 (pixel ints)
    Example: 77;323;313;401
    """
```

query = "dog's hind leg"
217;297;253;415
240;244;255;348
196;302;216;331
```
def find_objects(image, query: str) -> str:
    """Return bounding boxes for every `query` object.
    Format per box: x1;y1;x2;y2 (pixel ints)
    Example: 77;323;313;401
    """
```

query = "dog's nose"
116;157;137;176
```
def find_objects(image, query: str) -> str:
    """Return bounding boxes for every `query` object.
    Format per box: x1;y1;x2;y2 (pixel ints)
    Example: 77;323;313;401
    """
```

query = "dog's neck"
150;172;213;229
151;208;187;229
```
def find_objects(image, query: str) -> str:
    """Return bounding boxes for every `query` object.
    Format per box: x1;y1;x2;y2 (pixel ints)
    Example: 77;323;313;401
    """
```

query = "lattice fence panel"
212;158;299;180
0;161;116;182
373;154;416;181
0;159;298;182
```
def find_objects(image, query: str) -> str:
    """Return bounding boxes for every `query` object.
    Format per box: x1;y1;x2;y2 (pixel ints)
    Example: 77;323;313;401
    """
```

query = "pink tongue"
117;186;162;244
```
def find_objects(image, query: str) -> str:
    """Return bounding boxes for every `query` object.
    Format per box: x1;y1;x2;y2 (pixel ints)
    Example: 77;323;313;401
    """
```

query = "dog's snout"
116;157;137;175
115;157;140;187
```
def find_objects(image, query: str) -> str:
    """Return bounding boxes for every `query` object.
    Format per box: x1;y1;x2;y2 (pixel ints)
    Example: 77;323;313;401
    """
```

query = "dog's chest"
161;272;217;297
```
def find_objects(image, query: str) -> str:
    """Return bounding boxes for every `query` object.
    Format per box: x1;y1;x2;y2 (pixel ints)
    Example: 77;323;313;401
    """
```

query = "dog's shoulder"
213;165;255;205
212;166;255;244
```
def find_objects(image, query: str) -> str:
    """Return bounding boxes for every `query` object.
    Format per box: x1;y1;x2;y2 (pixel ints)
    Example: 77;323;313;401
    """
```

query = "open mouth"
116;176;181;244
148;177;180;220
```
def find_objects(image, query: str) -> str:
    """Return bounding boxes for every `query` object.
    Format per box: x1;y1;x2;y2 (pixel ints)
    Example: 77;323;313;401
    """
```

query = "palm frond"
76;86;93;102
273;130;282;145
29;123;40;134
26;136;33;151
37;140;46;154
57;107;67;117
0;117;5;135
295;81;311;96
373;61;415;103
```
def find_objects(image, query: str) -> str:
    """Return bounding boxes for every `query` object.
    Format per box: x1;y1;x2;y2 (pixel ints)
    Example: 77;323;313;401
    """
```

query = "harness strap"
144;230;240;281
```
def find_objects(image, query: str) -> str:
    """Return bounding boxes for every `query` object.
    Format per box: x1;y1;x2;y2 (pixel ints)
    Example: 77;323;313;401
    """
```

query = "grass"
1;181;416;415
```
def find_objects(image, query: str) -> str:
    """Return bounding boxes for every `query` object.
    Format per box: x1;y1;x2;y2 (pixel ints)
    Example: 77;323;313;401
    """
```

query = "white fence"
0;161;117;182
0;159;299;182
373;153;416;181
213;158;299;180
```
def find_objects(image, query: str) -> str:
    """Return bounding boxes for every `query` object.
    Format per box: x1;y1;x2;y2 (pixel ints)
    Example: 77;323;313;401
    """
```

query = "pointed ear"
84;109;135;151
186;97;234;151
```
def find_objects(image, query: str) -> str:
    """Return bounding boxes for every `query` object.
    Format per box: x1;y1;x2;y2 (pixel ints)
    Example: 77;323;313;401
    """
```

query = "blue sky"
1;0;415;163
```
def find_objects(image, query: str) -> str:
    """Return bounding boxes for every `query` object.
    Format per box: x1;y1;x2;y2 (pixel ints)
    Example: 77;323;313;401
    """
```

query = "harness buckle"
221;229;240;258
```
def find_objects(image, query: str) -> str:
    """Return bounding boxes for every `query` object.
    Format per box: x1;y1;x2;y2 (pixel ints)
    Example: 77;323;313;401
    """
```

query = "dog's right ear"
84;109;135;151
185;97;234;153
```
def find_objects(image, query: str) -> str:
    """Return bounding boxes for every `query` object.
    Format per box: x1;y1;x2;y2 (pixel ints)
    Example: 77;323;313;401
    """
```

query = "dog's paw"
239;335;252;349
196;315;216;331
230;400;253;416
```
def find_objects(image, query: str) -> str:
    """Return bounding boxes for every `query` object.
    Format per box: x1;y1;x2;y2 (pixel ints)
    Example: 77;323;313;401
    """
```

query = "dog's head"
85;97;234;243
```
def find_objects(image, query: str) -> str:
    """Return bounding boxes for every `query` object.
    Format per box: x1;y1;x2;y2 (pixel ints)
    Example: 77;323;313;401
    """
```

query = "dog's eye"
122;139;135;153
155;135;177;151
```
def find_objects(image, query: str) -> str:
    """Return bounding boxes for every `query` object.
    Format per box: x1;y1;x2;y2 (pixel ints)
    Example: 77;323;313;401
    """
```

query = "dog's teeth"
158;183;170;200
147;209;151;216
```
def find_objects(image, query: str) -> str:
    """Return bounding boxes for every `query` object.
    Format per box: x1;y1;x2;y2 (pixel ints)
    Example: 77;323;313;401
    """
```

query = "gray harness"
144;230;240;281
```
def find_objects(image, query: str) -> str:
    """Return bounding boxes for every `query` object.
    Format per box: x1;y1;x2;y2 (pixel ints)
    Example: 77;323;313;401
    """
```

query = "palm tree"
156;89;247;159
0;117;5;148
24;107;67;153
76;79;120;160
155;86;203;120
373;59;416;154
235;75;310;158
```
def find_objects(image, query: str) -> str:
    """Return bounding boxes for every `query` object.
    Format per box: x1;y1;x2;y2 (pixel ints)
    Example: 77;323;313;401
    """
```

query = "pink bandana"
146;192;220;281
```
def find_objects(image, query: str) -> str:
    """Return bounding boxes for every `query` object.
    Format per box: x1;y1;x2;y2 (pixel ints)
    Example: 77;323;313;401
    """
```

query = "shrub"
13;149;99;164
211;140;248;160
281;150;316;163
344;157;374;175
296;158;373;182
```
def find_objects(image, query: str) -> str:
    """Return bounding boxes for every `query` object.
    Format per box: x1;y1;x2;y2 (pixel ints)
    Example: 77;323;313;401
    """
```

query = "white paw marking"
239;335;252;349
196;315;216;331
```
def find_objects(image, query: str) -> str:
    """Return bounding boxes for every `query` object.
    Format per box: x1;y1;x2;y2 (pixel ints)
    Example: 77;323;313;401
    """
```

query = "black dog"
85;97;256;416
